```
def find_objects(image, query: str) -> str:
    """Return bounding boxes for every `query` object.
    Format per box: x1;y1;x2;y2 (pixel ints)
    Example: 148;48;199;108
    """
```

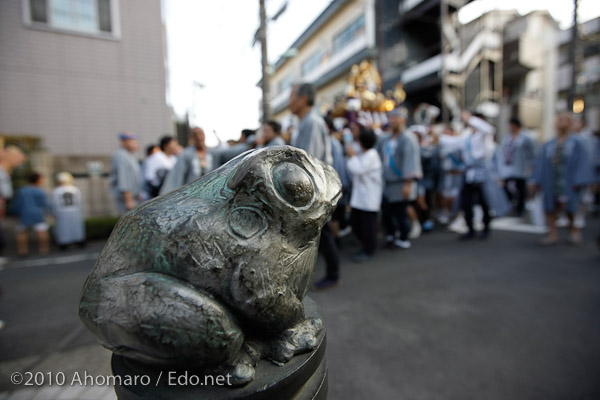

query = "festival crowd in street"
0;83;598;292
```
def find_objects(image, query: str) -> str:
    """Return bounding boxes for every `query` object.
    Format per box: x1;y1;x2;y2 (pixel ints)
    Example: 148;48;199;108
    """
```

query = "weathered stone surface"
112;297;328;400
79;146;341;386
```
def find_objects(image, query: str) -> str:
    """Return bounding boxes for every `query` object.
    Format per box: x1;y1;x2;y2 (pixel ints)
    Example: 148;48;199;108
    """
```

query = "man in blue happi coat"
531;111;593;245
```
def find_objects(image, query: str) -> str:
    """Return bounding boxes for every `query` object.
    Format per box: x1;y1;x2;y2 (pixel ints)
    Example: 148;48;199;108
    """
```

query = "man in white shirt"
144;136;181;198
346;128;383;262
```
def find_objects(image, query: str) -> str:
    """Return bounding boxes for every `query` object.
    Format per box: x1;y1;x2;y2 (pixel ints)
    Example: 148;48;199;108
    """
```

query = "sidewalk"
1;240;111;399
0;240;106;270
0;344;115;400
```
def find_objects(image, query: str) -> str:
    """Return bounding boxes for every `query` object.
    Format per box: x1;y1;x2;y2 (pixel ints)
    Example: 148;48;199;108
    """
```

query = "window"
332;15;365;55
26;0;116;36
301;49;325;77
279;75;293;95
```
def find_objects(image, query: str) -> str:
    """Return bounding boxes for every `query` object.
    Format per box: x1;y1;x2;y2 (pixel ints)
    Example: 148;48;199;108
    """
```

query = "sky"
164;0;600;146
163;0;329;146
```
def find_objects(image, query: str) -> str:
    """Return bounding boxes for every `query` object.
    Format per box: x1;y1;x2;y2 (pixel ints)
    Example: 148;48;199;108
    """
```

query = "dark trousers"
417;188;434;223
381;199;410;241
319;222;340;280
350;208;378;256
503;177;527;216
461;183;491;233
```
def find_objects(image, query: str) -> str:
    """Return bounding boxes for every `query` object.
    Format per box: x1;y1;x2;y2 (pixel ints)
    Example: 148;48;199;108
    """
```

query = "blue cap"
118;132;137;141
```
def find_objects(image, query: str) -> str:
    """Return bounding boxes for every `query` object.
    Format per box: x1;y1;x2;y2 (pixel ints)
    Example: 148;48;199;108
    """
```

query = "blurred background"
0;1;599;399
0;0;598;217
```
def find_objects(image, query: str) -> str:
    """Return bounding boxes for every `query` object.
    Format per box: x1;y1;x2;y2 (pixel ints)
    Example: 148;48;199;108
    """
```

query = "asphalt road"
1;222;599;399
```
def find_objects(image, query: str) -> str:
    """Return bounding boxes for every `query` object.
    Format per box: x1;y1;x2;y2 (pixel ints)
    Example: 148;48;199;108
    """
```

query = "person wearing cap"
493;118;536;217
377;107;422;250
110;132;142;214
289;82;339;290
160;127;216;195
52;172;85;249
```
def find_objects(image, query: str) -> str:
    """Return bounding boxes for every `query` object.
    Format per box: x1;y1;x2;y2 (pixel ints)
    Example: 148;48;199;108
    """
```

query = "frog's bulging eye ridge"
228;207;268;240
272;162;315;208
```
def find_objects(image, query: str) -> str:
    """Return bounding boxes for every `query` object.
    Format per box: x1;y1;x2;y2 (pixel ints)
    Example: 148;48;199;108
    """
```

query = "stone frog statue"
79;146;341;385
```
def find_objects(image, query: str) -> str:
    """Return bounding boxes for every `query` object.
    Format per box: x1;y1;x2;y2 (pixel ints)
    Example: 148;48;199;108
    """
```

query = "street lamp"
191;81;205;126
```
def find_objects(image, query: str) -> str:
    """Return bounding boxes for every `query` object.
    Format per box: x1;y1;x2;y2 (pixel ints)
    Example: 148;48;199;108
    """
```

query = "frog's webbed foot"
223;341;263;386
267;317;323;366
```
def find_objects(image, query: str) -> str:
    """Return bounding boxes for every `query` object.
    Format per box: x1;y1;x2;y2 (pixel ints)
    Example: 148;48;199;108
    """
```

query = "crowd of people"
109;82;598;290
1;84;597;294
0;145;86;261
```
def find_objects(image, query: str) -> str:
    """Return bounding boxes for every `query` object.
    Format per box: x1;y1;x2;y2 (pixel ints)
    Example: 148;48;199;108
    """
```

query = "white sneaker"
574;214;585;229
556;215;569;228
0;320;5;330
448;217;468;233
409;222;422;239
338;226;352;237
394;239;411;249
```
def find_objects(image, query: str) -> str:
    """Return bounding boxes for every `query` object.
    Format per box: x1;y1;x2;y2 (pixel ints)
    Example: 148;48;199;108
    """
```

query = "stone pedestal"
112;297;327;400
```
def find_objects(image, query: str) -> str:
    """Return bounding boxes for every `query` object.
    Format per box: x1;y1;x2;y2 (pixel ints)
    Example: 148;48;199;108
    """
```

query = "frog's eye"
272;162;315;208
228;207;268;240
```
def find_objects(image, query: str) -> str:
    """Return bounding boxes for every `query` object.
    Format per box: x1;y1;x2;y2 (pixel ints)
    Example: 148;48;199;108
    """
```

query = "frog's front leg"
267;317;323;365
79;271;255;384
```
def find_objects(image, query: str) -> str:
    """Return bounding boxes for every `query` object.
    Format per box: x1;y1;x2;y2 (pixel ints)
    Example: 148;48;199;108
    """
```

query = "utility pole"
440;0;449;124
259;0;271;123
568;0;579;112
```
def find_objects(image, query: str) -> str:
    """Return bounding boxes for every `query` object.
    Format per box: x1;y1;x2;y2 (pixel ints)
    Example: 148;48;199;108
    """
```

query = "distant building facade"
380;1;560;141
268;0;378;127
557;17;600;132
0;0;171;216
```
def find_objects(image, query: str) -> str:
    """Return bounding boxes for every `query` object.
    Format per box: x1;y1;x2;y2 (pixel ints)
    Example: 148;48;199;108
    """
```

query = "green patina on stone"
79;146;341;386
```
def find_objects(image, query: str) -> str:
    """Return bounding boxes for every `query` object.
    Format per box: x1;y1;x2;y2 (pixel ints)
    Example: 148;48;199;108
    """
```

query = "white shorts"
16;222;49;232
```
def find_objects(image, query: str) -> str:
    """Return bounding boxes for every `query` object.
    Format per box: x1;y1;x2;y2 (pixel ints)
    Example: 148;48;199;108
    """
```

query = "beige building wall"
270;0;374;119
0;0;171;157
271;0;366;88
315;76;349;113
